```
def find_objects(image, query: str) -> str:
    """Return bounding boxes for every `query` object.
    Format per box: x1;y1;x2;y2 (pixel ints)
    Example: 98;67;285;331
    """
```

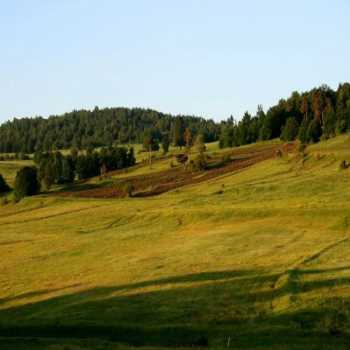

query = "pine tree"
14;167;40;200
281;118;299;141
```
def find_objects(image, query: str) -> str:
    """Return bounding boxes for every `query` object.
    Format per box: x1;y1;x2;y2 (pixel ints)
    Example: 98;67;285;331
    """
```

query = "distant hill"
2;82;350;154
0;107;219;153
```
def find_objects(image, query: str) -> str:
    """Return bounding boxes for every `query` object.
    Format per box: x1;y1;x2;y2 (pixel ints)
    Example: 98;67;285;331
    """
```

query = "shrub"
14;167;40;200
187;153;207;171
194;134;206;153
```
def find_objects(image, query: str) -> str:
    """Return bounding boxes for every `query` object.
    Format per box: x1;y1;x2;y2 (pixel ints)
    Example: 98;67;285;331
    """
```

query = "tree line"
219;83;350;148
0;107;219;153
35;146;135;190
1;83;349;154
0;146;135;200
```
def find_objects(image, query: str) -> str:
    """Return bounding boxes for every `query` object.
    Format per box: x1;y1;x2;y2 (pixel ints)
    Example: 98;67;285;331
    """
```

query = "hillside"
1;135;350;349
1;82;350;157
0;107;218;153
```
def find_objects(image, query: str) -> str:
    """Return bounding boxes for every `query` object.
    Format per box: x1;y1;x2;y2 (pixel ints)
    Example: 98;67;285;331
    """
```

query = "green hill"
1;135;350;349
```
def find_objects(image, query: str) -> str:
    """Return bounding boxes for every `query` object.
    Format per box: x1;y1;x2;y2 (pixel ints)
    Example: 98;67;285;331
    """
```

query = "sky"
1;0;350;123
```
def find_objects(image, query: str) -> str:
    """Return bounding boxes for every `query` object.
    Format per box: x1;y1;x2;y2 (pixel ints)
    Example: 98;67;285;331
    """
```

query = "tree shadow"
1;268;350;348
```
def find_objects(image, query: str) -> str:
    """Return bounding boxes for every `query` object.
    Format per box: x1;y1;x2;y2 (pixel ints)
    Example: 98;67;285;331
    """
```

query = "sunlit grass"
1;135;350;348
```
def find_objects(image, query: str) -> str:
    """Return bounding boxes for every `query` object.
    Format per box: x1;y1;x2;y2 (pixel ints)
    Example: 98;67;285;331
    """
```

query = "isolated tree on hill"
281;117;299;141
0;174;10;193
14;167;40;200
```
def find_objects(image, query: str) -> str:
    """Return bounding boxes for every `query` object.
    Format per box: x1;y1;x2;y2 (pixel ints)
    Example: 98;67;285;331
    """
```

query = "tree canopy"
0;107;218;153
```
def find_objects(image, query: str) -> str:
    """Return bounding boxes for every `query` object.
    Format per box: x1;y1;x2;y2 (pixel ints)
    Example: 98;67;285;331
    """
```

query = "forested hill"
0;107;219;153
1;82;350;153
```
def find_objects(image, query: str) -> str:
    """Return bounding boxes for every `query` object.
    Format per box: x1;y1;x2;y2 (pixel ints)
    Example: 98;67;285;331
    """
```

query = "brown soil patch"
58;143;294;199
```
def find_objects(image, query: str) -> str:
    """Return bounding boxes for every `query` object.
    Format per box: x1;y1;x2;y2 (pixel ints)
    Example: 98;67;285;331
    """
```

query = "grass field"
1;137;350;349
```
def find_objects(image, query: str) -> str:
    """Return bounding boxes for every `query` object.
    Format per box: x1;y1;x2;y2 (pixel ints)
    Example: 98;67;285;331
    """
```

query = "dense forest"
0;83;349;153
219;83;350;148
0;108;219;153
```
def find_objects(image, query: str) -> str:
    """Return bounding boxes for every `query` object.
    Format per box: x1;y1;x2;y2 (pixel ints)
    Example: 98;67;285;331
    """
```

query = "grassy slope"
1;137;350;348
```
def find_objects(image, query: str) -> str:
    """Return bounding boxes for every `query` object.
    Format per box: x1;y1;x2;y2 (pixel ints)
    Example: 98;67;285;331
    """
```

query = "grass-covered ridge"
1;136;350;349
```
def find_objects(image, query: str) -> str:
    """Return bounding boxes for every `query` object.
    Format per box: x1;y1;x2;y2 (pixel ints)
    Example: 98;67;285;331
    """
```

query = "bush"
187;153;207;171
14;167;40;200
0;174;10;193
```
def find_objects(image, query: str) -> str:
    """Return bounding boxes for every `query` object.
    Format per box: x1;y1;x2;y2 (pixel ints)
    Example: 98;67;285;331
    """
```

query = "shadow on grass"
1;269;350;348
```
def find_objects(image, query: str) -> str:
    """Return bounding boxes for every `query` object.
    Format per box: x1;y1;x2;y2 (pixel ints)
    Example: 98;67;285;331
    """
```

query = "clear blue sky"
1;0;349;123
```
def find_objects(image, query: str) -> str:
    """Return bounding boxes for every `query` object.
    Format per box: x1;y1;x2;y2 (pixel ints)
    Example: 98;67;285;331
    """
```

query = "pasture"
1;136;350;348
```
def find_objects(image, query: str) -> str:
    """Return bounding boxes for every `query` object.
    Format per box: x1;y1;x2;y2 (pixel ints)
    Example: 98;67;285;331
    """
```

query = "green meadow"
1;136;350;349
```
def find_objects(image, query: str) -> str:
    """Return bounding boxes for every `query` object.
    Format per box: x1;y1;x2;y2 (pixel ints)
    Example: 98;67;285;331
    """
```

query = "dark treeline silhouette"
1;83;349;153
0;107;219;153
219;83;350;148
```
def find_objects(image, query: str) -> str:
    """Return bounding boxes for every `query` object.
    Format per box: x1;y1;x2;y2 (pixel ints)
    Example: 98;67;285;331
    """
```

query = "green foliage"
306;120;322;143
187;153;207;171
39;159;56;190
143;129;159;151
298;120;309;143
14;166;40;200
161;133;170;154
61;156;75;183
171;117;186;148
281;117;299;141
0;108;218;153
218;83;350;147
